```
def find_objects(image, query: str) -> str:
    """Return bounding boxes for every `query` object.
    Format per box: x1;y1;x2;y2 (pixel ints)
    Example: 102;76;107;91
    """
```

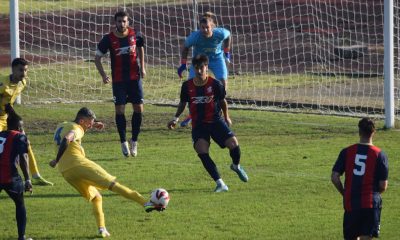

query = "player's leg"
358;208;381;240
113;82;130;157
193;126;227;192
108;181;146;205
343;210;361;240
128;79;144;157
63;166;112;237
211;120;248;182
91;193;110;238
6;180;27;240
27;144;53;186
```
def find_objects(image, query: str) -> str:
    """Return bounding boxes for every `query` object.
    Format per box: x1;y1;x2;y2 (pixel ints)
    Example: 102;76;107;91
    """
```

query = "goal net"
17;0;400;116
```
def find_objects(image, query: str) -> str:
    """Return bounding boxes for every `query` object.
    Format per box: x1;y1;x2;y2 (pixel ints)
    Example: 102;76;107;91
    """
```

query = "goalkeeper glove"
224;48;231;63
177;59;187;78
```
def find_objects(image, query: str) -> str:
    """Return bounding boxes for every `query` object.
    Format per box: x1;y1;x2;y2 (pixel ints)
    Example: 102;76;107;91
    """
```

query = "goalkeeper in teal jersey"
177;12;232;127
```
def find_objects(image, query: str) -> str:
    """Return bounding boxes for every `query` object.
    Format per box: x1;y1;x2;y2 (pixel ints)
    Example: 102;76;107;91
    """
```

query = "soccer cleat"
214;183;229;193
180;116;192;127
98;227;111;238
31;176;54;186
130;140;138;157
121;141;130;157
230;164;249;182
144;201;165;213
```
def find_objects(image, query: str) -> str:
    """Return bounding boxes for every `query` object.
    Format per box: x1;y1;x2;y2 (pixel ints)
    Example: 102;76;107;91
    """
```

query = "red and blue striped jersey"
0;130;28;184
97;27;144;83
332;144;389;211
180;76;226;128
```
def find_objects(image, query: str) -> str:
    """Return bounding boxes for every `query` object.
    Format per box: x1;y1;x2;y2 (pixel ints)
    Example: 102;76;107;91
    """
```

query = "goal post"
11;0;400;125
9;0;21;104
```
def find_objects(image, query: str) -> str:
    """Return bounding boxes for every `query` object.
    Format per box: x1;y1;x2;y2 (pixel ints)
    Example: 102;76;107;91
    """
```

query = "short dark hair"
11;58;29;68
7;111;23;131
358;117;375;137
114;11;129;20
75;107;96;121
192;54;209;68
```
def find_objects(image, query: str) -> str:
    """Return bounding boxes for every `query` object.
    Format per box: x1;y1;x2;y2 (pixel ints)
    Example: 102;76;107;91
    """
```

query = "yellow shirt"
54;121;90;173
0;74;27;118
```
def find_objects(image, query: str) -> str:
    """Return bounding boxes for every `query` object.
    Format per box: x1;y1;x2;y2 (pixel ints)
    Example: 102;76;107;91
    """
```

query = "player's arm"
177;46;190;78
138;46;146;78
167;101;186;129
49;130;74;168
94;55;110;84
223;35;232;63
94;37;111;84
220;98;231;126
18;135;32;193
379;180;388;193
331;171;344;196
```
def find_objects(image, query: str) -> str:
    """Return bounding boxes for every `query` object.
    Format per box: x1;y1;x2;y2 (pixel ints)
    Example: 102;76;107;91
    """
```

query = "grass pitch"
0;103;399;239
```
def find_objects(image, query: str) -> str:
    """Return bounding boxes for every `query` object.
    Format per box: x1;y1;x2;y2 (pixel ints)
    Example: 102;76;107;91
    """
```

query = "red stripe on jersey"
0;131;19;184
204;77;215;122
361;146;379;208
188;80;198;127
128;28;138;81
344;144;357;211
109;33;123;82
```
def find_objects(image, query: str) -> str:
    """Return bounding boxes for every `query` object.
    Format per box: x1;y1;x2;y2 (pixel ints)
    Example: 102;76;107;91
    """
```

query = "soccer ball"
150;188;170;208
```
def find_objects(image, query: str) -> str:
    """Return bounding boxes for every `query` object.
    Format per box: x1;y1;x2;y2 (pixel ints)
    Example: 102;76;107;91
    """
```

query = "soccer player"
94;11;146;157
177;12;232;127
49;107;163;238
0;57;53;186
0;110;33;240
331;118;389;240
168;54;248;192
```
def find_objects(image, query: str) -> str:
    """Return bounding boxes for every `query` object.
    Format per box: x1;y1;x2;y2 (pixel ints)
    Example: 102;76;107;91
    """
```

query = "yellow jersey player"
49;107;164;238
0;58;53;186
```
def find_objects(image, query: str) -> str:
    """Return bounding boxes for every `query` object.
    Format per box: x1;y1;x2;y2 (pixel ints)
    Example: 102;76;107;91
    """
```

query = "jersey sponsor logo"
191;95;214;104
207;86;213;93
115;45;136;56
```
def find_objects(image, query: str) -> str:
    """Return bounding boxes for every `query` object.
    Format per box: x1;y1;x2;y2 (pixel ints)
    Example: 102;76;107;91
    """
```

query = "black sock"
230;146;241;165
198;153;221;181
115;114;126;143
131;112;142;142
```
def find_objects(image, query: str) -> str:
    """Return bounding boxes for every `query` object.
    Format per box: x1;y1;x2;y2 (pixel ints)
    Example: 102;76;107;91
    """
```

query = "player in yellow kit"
0;58;53;186
49;107;163;238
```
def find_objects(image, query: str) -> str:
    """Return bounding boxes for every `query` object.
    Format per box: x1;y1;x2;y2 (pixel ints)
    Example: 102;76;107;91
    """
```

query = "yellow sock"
110;182;147;206
92;195;105;228
28;144;40;176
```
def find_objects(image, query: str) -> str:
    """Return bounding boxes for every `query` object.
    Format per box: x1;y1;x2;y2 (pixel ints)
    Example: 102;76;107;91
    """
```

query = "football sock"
28;145;40;176
198;153;221;181
131;112;142;142
115;114;127;143
229;146;241;165
216;178;226;186
92;195;105;228
110;182;147;205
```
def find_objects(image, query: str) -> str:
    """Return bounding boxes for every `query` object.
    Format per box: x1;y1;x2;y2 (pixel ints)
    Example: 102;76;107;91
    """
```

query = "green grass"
0;103;399;239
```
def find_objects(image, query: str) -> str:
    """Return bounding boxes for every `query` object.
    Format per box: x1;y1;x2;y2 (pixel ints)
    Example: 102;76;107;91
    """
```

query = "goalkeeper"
177;12;232;127
0;58;53;186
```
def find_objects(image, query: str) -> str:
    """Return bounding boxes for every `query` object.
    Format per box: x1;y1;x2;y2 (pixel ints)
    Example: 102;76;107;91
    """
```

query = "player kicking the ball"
168;54;248;192
49;107;163;238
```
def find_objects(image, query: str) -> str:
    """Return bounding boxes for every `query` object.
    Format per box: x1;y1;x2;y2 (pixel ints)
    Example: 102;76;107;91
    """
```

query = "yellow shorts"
62;160;116;201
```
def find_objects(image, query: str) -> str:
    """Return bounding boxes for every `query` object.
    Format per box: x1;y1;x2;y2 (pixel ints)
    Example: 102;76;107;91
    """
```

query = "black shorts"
191;119;235;148
343;208;381;239
0;176;24;194
112;80;144;105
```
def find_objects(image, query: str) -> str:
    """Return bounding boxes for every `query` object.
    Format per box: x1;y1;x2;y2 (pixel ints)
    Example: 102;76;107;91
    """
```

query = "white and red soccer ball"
150;188;170;208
